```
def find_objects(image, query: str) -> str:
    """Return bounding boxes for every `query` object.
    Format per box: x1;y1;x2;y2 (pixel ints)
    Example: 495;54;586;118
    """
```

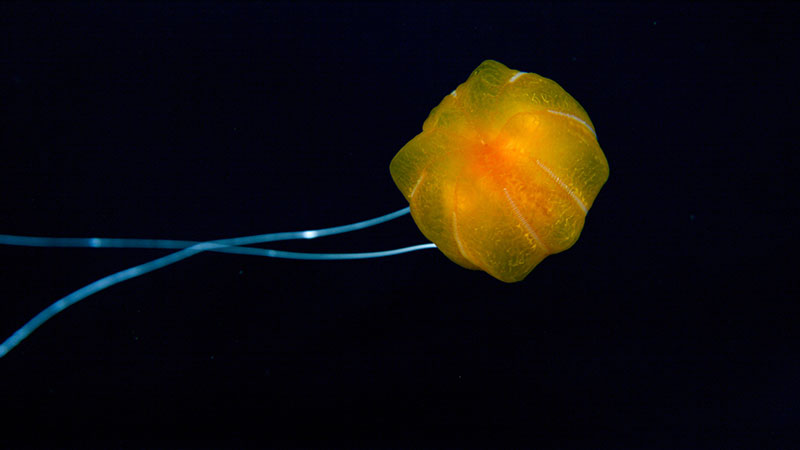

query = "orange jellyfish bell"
390;60;609;282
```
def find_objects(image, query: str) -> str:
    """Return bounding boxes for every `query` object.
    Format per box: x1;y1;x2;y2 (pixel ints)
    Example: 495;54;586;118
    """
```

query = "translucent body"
390;60;609;282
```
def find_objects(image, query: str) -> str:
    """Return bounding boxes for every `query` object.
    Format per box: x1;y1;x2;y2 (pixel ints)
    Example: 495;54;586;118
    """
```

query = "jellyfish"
0;60;608;358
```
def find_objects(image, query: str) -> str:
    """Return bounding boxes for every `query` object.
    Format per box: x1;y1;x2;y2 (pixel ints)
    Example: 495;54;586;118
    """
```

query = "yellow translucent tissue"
390;60;609;282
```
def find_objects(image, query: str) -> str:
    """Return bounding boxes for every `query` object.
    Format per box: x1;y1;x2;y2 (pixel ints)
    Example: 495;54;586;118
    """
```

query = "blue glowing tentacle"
0;207;434;358
0;206;414;251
